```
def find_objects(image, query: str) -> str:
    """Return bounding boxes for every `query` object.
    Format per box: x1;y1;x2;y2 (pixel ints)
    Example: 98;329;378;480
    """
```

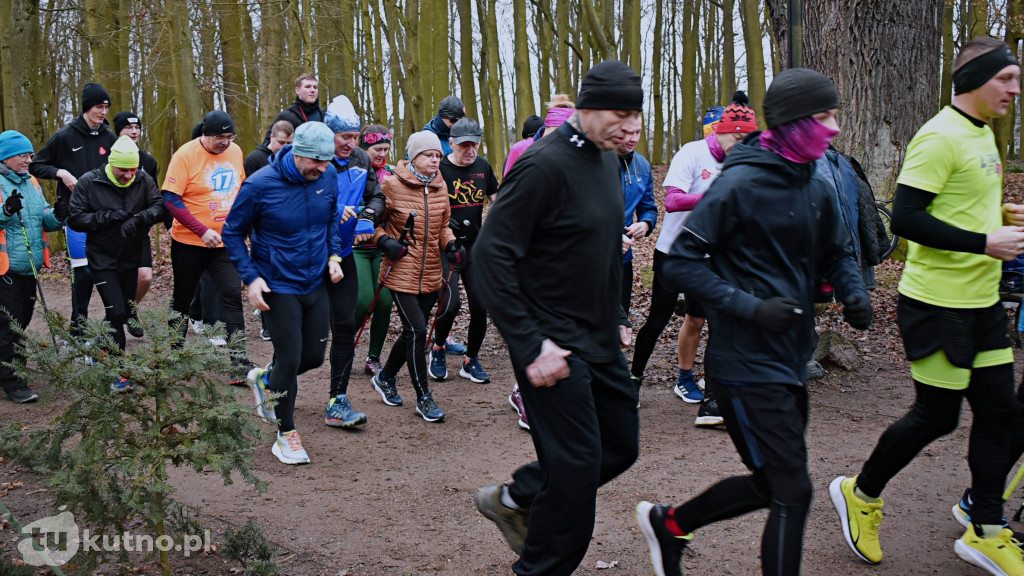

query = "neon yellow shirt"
897;106;1003;308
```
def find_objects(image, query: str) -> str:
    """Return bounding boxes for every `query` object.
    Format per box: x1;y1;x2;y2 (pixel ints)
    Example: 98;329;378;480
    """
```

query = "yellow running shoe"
829;475;884;564
955;524;1024;576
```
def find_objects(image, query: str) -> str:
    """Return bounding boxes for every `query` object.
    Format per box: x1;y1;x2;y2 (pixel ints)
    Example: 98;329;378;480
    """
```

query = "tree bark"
681;0;698;142
651;0;665;164
456;0;479;120
513;0;535;129
216;0;258;152
740;0;767;129
720;0;736;105
939;0;954;108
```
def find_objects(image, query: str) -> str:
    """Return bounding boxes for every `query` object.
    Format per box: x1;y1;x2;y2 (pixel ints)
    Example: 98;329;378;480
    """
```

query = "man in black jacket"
68;136;163;383
31;82;116;330
245;120;293;177
264;74;324;143
472;60;641;576
633;68;871;576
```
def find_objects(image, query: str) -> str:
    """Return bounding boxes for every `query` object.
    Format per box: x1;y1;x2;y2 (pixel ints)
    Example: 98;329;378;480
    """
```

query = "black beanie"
576;60;644;111
201;110;235;135
113;111;141;136
762;68;839;129
81;82;110;113
438;96;465;121
522;115;544;139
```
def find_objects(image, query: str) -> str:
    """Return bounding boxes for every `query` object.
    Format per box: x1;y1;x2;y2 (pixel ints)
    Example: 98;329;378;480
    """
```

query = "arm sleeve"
891;183;987;254
137;174;165;228
38;182;62;232
28;133;60;181
664;186;703;213
636;170;658;235
326;175;343;257
816;186;868;301
67;182;105;231
360;167;386;224
163;191;210;238
221;182;259;285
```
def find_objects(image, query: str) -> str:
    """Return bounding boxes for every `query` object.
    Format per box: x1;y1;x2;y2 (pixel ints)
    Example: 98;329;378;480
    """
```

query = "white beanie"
406;131;443;161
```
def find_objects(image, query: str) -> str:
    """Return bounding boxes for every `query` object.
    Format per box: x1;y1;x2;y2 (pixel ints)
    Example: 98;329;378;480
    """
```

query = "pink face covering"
705;132;726;162
545;107;574;128
760;115;840;164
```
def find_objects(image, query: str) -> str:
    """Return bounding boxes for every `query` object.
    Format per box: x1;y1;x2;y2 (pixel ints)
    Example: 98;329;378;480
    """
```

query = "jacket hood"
0;161;28;184
268;145;306;184
393;159;445;191
723;133;815;184
70;115;112;137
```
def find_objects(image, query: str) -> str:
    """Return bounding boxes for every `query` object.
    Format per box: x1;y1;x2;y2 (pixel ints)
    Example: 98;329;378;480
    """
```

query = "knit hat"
406;131;443;160
324;95;361;133
450;118;483;144
438;96;465;121
108;135;140;169
576;60;644;111
702;105;725;137
201;110;235;135
522;115;544;139
0;131;33;161
716;91;758;134
292;122;336;161
81;82;110;113
763;68;839;129
113;111;141;136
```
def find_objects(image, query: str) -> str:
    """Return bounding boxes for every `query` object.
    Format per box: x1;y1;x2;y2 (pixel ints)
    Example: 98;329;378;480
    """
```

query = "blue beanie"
324;95;361;133
292;122;336;161
0;131;33;161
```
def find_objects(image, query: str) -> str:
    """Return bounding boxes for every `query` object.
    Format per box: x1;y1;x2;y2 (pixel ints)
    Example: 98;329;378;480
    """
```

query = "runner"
422;95;465;157
369;131;457;423
162;110;252;381
428;117;499;384
472;60;642;575
267;73;324;136
634;68;871;576
0;130;65;403
617;115;657;315
224;121;342;465
830;38;1024;576
67;135;163;389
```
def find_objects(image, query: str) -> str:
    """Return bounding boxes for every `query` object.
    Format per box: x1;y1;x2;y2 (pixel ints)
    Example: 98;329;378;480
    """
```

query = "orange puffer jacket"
374;160;456;294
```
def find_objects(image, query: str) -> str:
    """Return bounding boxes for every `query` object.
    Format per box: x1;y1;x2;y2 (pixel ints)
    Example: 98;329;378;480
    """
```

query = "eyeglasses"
208;134;237;143
14;153;34;161
363;131;392;145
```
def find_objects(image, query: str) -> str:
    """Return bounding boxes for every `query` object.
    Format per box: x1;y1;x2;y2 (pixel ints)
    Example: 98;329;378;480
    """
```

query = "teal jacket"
0;164;63;276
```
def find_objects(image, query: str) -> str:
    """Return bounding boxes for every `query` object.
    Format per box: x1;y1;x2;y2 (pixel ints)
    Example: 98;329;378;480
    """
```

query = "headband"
545;107;574;128
953;44;1020;95
361;131;392;149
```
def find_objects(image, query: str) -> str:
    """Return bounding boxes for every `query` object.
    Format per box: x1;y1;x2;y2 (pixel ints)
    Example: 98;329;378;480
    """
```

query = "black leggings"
673;379;812;576
92;268;139;352
432;251;488;358
261;286;330;433
857;365;1017;525
170;241;244;341
0;273;36;392
385;290;437;399
631;250;677;378
70;265;93;334
327;254;358;397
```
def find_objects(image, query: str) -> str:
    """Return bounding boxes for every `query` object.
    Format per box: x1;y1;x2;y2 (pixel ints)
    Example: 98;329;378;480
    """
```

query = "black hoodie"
30;115;117;193
662;134;865;385
263;97;325;144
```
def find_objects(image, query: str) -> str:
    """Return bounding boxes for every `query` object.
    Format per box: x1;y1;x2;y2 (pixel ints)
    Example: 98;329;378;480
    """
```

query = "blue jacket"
0;164;62;276
620;151;658;263
223;146;342;295
423;116;454;156
816;149;861;262
331;147;384;258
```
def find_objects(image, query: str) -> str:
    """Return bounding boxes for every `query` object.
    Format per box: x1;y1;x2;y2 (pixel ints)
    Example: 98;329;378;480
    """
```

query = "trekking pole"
355;210;415;347
426;219;470;351
13;195;59;347
1004;459;1024;502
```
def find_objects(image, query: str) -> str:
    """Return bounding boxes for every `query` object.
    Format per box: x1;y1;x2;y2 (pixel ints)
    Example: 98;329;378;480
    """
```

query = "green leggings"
354;246;393;357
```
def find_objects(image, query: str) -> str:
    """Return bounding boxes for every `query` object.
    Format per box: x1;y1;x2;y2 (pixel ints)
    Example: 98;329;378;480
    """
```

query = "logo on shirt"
203;163;240;200
701;169;712;180
569;135;584;148
98;147;107;155
72;146;84;152
450;177;486;206
980;152;1003;177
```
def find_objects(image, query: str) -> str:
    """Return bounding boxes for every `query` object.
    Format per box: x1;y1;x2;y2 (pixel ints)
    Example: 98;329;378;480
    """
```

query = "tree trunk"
84;0;126;106
720;0;736;105
740;0;767;129
197;0;216;113
0;0;46;143
995;2;1022;163
535;0;552;109
651;0;665;164
513;0;535;129
169;0;201;141
216;0;258;152
419;0;448;110
967;0;988;39
939;0;954;108
681;0;697;142
456;0;478;120
258;0;287;128
555;0;571;93
485;0;506;169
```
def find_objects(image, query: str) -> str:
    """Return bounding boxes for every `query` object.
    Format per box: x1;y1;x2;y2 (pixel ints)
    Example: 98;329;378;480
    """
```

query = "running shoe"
253;309;271;341
209;336;227;347
188;318;205;334
474;484;529;555
694;398;725;427
3;387;38;403
445;336;467;355
954;524;1024;575
371;372;402;406
428;346;448;380
509;389;529;430
415;393;445;422
248;367;275;423
127;315;144;338
952;488;1024;549
674;370;704;403
364;355;383;376
830;475;883;564
325;395;367;428
459;357;490;383
632;375;643;408
635;501;690;576
111;377;133;393
272;430;310;465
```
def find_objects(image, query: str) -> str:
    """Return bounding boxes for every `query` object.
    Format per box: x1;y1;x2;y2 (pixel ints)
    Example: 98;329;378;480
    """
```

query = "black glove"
120;216;140;239
2;191;23;217
843;292;873;330
445;240;467;266
53;198;70;221
752;297;804;334
379;236;408;261
103;209;131;225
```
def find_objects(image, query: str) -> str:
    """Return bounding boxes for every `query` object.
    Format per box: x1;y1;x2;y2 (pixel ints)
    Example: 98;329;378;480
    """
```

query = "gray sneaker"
474;484;529;555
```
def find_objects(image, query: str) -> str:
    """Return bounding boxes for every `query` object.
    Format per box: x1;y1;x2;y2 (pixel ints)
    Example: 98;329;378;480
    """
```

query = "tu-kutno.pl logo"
18;505;211;567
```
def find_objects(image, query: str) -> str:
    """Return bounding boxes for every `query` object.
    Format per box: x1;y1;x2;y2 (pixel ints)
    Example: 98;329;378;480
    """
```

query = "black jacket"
30;116;117;195
68;167;164;272
663;135;865;385
139;149;159;183
263;98;325;144
244;143;273;177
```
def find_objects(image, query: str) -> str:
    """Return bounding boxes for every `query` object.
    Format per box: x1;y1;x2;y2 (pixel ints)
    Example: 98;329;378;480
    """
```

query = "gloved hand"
843;292;873;330
445;240;467;266
752;296;804;333
120;216;139;239
53;198;70;221
103;209;131;225
2;191;23;217
379;235;408;261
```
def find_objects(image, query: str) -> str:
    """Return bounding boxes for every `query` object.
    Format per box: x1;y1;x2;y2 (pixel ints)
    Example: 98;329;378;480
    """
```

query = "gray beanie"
406;131;443;161
292;122;335;161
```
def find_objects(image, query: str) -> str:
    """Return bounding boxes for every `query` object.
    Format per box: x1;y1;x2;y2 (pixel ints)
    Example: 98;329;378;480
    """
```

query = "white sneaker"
208;336;227;346
189;319;205;334
696;377;706;391
272;430;310;465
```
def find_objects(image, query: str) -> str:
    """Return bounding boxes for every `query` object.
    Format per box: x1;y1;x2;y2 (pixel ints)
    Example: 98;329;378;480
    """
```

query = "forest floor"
0;172;1022;575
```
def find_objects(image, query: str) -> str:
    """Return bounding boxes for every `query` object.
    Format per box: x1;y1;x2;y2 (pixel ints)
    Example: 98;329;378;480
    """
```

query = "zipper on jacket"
419;183;429;293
